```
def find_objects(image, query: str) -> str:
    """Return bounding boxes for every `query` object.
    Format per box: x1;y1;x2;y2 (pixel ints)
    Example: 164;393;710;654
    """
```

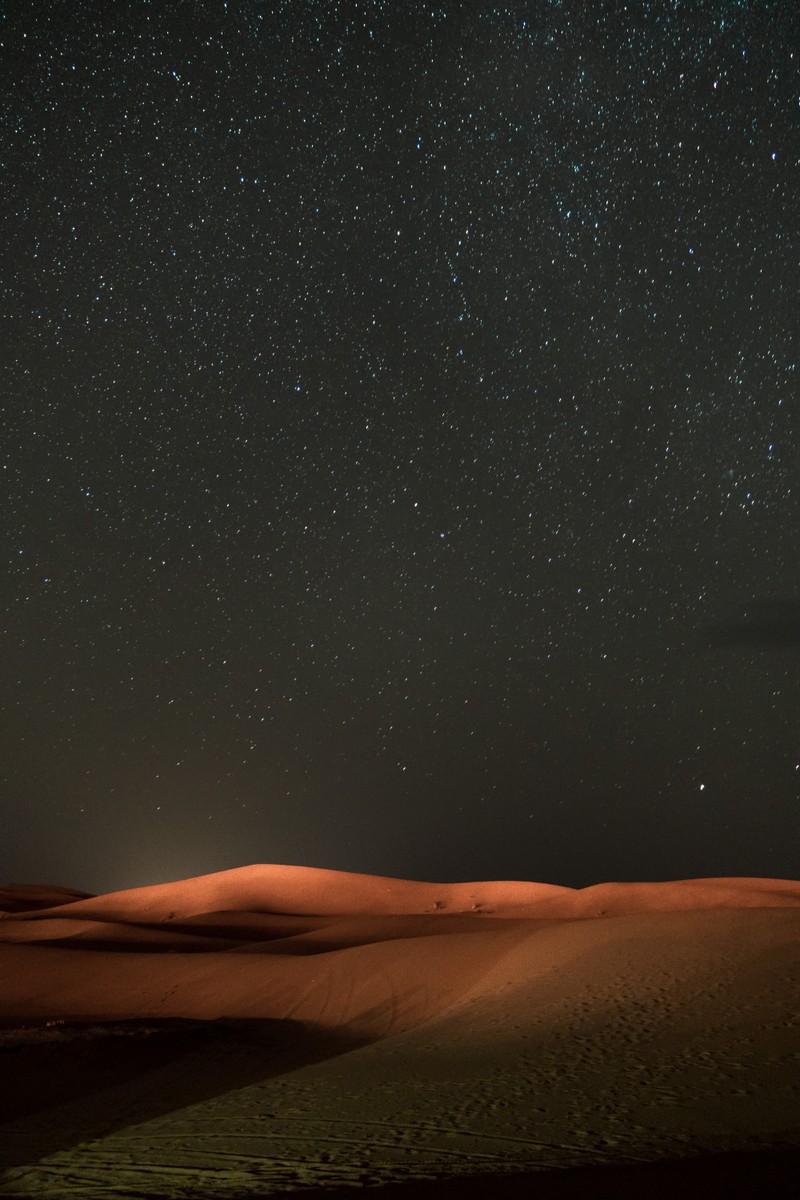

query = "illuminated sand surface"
1;866;799;1198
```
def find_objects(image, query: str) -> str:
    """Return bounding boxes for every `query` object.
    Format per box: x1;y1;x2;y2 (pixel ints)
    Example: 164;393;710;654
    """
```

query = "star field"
2;1;799;891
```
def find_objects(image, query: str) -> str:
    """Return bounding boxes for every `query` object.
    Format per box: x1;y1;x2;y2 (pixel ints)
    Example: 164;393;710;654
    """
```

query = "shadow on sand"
2;1022;798;1197
0;1017;366;1171
284;1146;800;1199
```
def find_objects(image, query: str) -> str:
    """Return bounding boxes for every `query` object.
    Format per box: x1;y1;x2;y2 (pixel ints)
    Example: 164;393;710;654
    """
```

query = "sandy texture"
1;866;799;1198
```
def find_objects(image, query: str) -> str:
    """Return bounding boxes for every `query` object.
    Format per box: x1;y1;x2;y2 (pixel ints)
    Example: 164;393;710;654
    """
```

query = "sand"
1;865;799;1198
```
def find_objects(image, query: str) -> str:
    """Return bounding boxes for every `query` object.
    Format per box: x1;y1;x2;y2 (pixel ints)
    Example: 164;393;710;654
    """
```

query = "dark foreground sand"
1;866;799;1198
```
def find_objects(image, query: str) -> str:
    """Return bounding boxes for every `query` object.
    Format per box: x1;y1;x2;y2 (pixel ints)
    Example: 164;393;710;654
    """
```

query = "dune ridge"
0;884;94;914
4;862;800;925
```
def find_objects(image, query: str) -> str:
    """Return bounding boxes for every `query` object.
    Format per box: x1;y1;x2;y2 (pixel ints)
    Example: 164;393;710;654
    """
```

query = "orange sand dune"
0;883;94;914
5;862;800;924
1;865;799;1199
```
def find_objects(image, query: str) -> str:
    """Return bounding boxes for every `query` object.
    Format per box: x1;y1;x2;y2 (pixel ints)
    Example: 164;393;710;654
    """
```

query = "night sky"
2;1;799;894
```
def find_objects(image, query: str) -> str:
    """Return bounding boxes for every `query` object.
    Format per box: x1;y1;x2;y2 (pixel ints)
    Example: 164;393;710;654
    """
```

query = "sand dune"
5;862;800;924
1;866;799;1198
0;884;94;914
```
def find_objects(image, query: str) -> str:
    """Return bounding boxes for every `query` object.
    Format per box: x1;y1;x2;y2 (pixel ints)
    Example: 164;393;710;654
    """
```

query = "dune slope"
1;866;799;1198
5;863;800;924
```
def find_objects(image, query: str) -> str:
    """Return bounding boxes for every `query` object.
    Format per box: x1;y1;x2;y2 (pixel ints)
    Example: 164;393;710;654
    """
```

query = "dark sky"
2;0;799;894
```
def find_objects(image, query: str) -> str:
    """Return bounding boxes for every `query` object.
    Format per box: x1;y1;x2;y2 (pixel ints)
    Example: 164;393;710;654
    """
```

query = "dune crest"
0;883;95;914
5;863;800;925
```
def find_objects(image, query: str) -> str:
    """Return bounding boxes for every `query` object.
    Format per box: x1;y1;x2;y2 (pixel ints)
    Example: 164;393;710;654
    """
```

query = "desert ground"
1;865;799;1198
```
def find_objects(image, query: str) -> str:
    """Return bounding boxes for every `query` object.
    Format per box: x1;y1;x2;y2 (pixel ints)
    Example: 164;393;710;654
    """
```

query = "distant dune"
1;865;799;1198
0;883;94;914
6;862;800;924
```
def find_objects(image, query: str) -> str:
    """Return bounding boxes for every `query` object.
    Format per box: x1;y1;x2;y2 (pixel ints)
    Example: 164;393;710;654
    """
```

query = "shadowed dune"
1;865;799;1198
0;884;94;914
0;1018;365;1172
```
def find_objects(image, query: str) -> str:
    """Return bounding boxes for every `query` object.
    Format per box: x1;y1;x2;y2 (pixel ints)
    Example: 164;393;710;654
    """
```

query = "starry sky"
2;0;799;894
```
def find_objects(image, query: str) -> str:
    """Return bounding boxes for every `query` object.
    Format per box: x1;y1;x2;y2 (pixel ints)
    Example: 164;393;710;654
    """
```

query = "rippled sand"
2;866;799;1197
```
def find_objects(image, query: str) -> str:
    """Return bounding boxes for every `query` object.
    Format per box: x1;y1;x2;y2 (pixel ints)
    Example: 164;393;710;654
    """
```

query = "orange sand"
1;865;799;1197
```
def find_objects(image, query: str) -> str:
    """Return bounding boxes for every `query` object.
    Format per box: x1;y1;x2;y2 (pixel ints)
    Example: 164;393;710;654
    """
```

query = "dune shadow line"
0;1017;366;1171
